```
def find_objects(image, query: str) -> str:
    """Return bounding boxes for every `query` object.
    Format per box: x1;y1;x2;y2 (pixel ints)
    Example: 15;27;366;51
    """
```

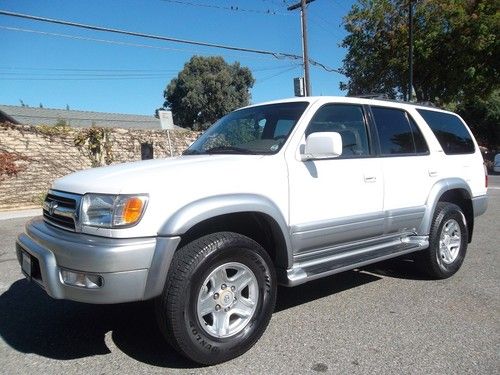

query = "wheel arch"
159;194;292;269
418;178;474;242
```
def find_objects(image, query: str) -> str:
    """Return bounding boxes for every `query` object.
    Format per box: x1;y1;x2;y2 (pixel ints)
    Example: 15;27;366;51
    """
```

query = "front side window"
184;102;309;155
417;109;475;155
371;106;429;156
305;104;370;157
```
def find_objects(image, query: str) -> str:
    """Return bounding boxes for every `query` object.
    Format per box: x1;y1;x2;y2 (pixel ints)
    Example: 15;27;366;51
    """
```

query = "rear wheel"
418;202;468;279
156;232;276;365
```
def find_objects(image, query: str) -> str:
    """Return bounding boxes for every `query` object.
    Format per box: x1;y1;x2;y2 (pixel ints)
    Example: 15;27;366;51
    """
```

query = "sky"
0;0;355;116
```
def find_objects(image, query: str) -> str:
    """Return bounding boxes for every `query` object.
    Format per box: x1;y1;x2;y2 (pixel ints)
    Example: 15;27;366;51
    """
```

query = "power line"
0;10;342;74
0;25;281;63
0;64;294;74
1;68;300;81
309;14;344;40
255;65;299;84
161;0;289;16
0;77;167;81
0;10;298;59
257;0;288;7
1;72;169;77
0;66;178;72
0;25;213;54
331;0;352;13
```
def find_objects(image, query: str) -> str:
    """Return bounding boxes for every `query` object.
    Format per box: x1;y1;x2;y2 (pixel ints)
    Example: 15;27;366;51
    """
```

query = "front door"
288;103;384;255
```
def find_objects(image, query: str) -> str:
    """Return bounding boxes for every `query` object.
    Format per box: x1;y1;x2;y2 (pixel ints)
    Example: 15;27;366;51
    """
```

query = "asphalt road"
1;177;499;374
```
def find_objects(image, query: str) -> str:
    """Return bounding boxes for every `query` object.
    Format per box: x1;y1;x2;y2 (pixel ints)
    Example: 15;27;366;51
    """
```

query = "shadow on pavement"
0;279;192;368
0;259;420;367
361;257;433;281
275;269;381;312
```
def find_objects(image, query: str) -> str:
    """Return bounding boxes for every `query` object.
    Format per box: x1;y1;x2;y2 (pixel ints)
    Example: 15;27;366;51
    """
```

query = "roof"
0;104;184;130
246;96;449;114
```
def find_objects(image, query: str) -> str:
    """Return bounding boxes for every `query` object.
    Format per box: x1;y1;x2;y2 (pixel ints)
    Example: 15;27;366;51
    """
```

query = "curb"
0;208;41;221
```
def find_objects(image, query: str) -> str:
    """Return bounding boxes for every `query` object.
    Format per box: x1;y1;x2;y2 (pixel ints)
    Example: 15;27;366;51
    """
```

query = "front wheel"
156;232;276;365
417;202;468;279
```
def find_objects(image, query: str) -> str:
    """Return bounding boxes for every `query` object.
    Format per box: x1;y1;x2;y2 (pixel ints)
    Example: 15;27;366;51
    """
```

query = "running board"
280;236;429;287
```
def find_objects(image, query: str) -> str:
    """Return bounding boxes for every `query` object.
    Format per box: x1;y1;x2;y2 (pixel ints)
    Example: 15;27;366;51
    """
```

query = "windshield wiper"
183;149;202;155
204;146;256;154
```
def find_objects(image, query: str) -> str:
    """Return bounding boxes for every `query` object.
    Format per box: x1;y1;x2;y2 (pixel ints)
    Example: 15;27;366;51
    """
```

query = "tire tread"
156;231;276;365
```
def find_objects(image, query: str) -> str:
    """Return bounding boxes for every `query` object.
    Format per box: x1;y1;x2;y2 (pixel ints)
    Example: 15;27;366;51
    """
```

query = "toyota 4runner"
16;96;488;364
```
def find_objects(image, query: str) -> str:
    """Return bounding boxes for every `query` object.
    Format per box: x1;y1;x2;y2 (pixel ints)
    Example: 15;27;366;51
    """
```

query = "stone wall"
0;122;199;210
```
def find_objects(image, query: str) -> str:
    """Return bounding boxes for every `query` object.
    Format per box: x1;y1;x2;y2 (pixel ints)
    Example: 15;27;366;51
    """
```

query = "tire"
155;232;277;365
417;202;468;279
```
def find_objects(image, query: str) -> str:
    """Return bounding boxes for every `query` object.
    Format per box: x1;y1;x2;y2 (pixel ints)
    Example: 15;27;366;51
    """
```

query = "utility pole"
408;0;414;102
288;0;315;96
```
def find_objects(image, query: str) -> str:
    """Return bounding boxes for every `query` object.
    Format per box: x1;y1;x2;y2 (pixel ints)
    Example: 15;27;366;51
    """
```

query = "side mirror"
302;132;343;161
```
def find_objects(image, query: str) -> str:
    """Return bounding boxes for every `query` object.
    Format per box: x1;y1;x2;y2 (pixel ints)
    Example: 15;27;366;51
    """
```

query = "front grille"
43;190;81;231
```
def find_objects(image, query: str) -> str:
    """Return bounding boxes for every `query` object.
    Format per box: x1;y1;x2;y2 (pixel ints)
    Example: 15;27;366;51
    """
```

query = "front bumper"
16;217;180;304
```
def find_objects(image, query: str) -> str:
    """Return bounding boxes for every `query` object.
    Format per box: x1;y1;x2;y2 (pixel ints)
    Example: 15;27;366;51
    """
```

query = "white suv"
16;96;488;364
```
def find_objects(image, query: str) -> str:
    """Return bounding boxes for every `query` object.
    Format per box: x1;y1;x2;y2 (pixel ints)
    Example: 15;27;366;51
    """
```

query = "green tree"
456;90;500;148
163;56;255;130
340;0;499;104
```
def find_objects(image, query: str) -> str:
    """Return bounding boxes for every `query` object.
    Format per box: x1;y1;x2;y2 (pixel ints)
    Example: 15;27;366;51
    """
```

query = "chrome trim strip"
52;205;74;219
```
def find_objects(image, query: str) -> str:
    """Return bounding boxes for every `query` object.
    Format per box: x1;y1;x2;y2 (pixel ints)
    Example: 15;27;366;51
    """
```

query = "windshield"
184;102;309;155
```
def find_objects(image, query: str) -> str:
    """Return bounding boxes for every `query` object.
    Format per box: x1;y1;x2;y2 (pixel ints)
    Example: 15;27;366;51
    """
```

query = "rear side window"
371;106;429;156
417;109;475;154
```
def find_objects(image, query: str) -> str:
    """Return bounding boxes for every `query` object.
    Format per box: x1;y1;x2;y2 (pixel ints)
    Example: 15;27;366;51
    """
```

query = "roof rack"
348;94;438;108
350;93;389;99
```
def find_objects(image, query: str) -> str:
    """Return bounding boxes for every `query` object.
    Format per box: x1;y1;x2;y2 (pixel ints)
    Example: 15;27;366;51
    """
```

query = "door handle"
364;176;377;183
428;170;438;177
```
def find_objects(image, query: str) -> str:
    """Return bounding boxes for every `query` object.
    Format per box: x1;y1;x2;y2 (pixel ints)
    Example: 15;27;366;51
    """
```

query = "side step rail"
282;236;429;286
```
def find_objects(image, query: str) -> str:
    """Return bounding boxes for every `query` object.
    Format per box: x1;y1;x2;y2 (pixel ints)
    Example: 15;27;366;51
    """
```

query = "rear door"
369;106;433;234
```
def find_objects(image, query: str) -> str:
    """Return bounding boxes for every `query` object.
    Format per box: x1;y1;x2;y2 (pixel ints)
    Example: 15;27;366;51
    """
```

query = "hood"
52;155;266;195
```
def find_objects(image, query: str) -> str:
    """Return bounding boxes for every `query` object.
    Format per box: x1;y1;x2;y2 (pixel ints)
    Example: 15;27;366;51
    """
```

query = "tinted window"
274;119;295;139
306;104;370;157
417;109;474;154
371;107;429;155
409;116;429;153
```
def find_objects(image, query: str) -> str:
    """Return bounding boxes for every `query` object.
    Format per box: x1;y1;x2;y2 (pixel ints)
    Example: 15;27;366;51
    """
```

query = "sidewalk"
0;208;41;221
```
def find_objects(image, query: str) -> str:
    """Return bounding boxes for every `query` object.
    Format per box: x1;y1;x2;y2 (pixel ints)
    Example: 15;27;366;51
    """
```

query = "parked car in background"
494;153;500;173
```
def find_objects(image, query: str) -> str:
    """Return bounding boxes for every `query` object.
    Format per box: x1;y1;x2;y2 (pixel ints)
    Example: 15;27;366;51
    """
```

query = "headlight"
80;194;148;228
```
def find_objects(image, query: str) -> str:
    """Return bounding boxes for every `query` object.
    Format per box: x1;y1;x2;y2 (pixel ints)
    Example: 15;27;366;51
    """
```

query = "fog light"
60;269;103;289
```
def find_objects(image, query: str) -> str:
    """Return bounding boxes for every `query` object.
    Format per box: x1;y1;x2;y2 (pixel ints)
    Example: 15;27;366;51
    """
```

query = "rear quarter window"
417;109;475;155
